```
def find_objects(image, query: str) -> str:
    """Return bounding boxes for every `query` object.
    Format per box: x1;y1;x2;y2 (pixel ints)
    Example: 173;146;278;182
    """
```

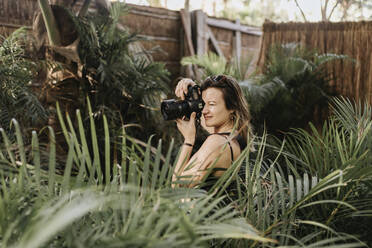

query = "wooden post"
179;21;187;77
180;9;196;56
233;18;242;65
180;8;195;78
195;10;207;56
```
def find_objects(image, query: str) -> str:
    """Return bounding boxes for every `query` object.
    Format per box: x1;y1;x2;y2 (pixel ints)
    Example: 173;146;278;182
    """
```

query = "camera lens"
161;99;190;120
161;85;204;121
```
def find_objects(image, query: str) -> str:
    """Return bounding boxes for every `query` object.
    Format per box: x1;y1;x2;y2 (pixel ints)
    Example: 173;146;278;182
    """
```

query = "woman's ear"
230;111;237;122
229;111;234;119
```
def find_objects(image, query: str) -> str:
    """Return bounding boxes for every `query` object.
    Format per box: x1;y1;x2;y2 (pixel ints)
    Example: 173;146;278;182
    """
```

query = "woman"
173;75;252;188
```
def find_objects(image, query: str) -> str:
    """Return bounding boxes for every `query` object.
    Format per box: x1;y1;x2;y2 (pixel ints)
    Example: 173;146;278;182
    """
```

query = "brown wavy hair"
201;74;253;141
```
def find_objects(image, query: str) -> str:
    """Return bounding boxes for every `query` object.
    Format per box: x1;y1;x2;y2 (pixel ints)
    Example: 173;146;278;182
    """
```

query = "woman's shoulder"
199;134;230;152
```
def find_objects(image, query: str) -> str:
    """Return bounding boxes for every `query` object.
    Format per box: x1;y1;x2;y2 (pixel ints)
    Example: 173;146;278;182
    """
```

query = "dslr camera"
161;85;204;121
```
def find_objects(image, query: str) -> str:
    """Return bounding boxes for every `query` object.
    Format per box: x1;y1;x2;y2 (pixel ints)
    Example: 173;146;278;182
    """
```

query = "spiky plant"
0;100;272;248
0;28;48;142
282;97;372;244
240;43;351;136
1;97;370;247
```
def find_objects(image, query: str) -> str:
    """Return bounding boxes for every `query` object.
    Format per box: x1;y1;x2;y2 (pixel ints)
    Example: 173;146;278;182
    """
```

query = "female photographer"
172;75;252;188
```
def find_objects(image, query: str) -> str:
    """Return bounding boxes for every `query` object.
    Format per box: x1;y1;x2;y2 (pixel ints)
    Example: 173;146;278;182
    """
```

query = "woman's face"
202;87;233;128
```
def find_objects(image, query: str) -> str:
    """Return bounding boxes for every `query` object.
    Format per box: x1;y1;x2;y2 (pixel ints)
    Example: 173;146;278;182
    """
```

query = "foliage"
292;0;372;22
47;3;171;142
240;42;351;136
217;0;372;25
181;52;253;82
281;96;372;244
0;101;272;248
180;44;350;137
0;97;371;247
220;0;292;26
0;28;48;141
202;96;372;246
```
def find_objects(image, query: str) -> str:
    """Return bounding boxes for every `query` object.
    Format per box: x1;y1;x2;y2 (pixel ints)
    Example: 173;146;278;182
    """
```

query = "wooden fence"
121;4;262;82
257;21;372;104
0;0;262;83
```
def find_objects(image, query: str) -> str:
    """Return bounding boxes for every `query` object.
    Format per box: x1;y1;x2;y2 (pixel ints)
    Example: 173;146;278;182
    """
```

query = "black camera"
161;85;205;121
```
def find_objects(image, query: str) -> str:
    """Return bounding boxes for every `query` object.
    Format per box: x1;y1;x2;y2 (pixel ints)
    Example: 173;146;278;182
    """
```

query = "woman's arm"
172;112;197;185
172;142;193;183
172;78;197;184
179;135;230;188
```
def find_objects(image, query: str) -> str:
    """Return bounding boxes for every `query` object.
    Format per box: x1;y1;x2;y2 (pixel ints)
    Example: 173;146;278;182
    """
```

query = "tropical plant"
0;97;371;247
240;42;351;136
0;101;272;248
181;52;253;82
34;2;171;143
70;3;170;138
282;97;372;244
0;28;48;141
197;133;370;247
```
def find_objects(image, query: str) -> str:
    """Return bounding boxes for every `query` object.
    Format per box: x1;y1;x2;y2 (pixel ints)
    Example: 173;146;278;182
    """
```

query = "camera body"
161;85;204;121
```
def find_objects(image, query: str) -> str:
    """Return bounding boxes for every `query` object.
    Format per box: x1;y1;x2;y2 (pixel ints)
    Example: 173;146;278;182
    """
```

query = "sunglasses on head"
211;75;226;82
207;75;236;91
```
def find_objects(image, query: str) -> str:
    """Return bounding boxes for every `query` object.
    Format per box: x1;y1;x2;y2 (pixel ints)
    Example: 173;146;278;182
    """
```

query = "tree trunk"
327;0;342;21
340;0;353;21
38;0;62;46
293;0;308;22
184;0;190;11
321;0;328;21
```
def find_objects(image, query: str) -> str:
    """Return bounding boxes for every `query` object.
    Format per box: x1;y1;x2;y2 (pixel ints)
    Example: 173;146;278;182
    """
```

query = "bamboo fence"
257;21;372;104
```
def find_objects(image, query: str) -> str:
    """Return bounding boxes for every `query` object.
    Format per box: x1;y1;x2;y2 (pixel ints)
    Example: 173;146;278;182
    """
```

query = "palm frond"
181;52;227;78
240;77;285;116
0;28;48;141
0;103;275;248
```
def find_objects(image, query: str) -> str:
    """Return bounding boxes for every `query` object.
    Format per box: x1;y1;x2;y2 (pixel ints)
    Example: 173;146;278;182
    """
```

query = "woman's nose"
202;106;208;114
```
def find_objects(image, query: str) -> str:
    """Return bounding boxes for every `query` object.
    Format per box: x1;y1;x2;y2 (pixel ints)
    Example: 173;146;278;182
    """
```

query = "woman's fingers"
182;78;195;95
189;112;196;121
182;83;188;96
176;113;196;126
175;118;183;125
175;85;185;100
175;78;196;100
175;87;181;98
176;113;197;141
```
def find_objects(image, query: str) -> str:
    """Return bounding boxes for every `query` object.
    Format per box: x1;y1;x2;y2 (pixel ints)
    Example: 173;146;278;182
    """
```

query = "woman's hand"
175;78;196;100
176;112;196;144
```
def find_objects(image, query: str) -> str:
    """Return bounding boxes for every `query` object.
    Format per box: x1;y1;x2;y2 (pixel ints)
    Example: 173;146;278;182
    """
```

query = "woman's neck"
213;122;233;134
